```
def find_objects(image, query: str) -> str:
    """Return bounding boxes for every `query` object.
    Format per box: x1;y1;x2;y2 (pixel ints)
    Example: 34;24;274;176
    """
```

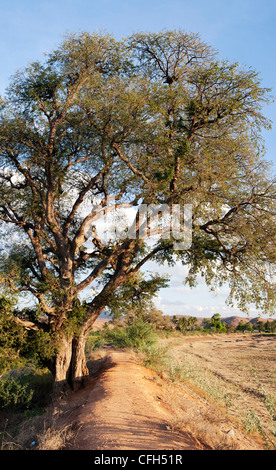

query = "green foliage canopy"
0;30;275;387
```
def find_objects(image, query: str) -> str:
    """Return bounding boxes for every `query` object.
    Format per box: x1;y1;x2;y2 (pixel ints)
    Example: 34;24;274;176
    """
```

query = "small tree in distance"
0;30;275;393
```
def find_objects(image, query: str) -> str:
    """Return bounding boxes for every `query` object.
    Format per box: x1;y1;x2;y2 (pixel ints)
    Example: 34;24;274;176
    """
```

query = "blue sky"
0;0;275;318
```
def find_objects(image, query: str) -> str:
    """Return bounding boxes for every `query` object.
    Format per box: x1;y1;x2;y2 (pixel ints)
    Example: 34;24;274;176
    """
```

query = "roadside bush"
0;296;27;374
0;376;33;411
104;320;158;350
139;342;170;371
0;366;53;411
85;331;106;355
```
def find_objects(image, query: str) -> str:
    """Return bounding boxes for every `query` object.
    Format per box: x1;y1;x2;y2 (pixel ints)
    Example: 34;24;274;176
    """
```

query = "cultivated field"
159;333;276;448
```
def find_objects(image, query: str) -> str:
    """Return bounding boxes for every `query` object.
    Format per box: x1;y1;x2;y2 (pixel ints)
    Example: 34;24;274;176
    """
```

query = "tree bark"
52;266;131;395
71;334;90;391
70;309;103;391
52;310;102;394
53;334;74;396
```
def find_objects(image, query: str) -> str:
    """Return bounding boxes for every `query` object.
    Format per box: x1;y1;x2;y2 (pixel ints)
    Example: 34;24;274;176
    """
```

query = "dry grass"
0;405;77;450
160;378;264;450
35;422;74;450
141;333;276;449
169;409;238;450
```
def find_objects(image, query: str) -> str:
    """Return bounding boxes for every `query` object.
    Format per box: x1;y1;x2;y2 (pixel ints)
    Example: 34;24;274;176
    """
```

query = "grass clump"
242;369;276;449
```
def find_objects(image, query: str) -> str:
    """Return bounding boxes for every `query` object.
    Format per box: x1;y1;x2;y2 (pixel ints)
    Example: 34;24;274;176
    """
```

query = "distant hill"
93;314;275;331
220;316;274;327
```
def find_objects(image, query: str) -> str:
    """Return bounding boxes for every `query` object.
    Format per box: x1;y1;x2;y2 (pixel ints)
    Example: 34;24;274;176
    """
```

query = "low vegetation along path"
66;349;206;450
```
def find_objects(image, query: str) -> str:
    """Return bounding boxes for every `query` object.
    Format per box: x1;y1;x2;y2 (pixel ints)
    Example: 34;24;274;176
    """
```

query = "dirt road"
65;349;206;450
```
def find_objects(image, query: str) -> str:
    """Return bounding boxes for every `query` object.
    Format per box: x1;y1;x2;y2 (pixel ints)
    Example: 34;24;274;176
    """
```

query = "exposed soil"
56;342;265;451
1;331;272;450
63;349;207;450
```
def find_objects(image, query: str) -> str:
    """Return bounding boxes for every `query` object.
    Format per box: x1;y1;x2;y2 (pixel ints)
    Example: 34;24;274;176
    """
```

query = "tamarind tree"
0;30;275;393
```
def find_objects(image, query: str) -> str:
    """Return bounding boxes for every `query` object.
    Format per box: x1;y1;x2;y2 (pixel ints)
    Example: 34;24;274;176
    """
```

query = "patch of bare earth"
55;345;262;451
63;349;205;450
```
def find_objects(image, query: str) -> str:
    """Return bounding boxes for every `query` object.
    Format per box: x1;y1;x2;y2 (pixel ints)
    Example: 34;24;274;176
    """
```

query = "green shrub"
21;330;57;366
139;343;170;371
0;296;27;374
104;320;158;350
85;331;106;354
0;366;53;411
0;376;33;411
103;327;131;348
126;321;157;348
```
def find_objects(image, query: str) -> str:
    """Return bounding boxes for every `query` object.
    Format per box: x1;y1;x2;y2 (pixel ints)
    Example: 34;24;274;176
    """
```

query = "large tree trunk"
52;272;129;395
52;334;88;395
71;333;90;391
52;311;101;395
53;334;74;396
70;310;102;391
